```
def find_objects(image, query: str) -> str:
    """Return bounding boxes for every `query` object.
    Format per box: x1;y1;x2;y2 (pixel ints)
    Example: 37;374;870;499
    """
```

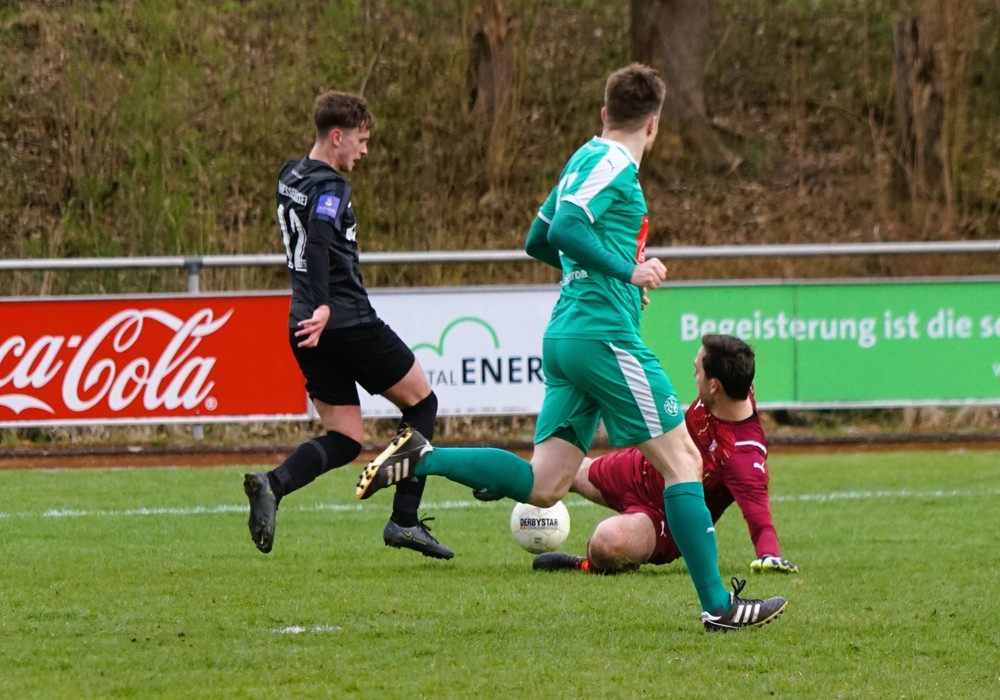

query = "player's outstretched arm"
724;458;797;575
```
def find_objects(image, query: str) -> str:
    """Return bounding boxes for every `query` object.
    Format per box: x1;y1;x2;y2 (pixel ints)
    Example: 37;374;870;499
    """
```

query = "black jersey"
276;157;377;329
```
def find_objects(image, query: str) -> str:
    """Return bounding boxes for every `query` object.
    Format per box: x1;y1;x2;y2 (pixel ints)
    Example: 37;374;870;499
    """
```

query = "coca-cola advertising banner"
0;293;309;426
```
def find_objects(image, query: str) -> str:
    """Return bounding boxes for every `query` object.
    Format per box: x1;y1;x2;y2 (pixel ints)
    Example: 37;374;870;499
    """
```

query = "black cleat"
532;551;587;572
472;488;503;502
701;577;787;632
243;472;277;554
383;517;454;560
356;427;432;500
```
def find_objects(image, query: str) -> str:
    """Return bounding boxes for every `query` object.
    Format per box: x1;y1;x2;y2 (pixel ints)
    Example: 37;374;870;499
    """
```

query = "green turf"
2;450;998;698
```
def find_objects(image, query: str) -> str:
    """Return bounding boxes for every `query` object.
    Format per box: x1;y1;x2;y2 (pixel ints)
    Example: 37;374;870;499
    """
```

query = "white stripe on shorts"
609;342;662;437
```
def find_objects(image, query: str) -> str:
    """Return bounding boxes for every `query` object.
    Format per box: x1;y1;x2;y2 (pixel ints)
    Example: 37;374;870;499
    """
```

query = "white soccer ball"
510;500;571;554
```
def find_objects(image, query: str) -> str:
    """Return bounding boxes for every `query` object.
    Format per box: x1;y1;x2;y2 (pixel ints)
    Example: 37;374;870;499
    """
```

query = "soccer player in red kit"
533;334;799;577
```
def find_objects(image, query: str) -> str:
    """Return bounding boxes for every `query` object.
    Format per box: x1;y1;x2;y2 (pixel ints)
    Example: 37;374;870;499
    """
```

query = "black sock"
268;431;362;503
391;392;437;527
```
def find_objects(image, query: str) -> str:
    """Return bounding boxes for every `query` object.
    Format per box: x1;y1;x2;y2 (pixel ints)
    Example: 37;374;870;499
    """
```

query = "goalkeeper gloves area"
750;555;799;574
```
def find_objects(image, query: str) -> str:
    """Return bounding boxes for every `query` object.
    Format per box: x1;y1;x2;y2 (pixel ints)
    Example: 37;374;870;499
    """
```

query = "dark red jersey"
587;396;781;564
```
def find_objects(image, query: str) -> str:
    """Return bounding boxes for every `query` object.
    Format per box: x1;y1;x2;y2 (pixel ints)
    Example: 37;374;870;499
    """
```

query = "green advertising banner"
641;279;1000;407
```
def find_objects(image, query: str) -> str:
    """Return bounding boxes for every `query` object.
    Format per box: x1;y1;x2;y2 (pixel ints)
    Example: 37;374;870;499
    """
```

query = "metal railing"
3;240;998;437
2;240;998;291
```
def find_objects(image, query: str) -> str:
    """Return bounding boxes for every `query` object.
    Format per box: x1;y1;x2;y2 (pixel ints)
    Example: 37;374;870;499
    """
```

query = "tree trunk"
892;1;975;223
468;0;518;197
469;0;515;129
630;0;737;170
892;16;944;201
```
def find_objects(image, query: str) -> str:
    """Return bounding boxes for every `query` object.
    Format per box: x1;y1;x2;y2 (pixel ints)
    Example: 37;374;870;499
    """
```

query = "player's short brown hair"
313;91;373;138
604;63;666;131
701;334;755;400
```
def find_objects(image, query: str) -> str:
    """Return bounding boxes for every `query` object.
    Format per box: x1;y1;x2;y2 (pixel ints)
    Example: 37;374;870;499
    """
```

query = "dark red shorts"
587;449;681;565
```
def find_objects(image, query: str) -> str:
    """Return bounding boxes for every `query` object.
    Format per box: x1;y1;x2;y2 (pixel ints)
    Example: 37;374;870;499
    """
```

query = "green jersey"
538;137;650;340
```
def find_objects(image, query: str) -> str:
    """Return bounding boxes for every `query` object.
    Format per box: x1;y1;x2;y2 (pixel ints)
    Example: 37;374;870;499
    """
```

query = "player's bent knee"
528;462;576;507
585;523;630;573
587;515;654;573
587;540;638;574
586;528;618;572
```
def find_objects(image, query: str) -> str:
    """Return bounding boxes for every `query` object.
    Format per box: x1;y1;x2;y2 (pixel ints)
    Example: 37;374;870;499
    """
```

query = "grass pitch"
2;449;999;698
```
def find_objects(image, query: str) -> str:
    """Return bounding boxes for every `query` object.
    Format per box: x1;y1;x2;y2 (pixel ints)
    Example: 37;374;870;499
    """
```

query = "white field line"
771;489;1000;503
274;625;342;635
0;489;997;521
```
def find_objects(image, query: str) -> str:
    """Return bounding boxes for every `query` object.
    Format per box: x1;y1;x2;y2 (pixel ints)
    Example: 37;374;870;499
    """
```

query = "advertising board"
0;293;308;426
3;278;997;427
642;279;1000;406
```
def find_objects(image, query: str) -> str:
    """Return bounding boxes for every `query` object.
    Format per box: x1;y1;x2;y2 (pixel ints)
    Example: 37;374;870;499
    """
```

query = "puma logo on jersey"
753;462;766;473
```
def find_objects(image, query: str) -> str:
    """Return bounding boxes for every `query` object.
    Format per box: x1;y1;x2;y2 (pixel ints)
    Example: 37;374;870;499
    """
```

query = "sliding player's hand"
750;556;799;574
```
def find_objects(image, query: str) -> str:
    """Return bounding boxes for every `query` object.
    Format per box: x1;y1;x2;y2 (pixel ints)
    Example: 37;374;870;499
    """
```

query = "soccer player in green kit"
357;64;787;631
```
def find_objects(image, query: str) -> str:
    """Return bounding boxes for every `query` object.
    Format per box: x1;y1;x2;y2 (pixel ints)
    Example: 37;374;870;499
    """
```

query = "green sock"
663;482;731;613
416;447;534;503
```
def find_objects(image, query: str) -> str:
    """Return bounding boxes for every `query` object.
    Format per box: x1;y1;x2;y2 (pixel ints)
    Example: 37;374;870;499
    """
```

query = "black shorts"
289;320;415;406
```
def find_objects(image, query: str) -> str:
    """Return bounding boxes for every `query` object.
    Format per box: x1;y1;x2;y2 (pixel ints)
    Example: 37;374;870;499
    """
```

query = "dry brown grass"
2;0;998;297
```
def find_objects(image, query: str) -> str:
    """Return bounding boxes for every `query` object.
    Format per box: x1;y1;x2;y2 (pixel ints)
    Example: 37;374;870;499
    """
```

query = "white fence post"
185;257;205;441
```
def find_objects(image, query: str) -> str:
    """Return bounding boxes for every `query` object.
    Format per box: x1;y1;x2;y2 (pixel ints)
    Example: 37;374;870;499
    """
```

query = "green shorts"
534;336;684;452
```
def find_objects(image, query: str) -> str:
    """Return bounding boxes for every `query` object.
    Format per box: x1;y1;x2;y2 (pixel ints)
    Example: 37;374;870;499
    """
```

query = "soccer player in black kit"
242;90;453;559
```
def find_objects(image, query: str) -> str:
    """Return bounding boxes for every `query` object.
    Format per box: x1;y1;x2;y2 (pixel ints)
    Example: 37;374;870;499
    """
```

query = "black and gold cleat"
355;427;433;500
383;517;454;560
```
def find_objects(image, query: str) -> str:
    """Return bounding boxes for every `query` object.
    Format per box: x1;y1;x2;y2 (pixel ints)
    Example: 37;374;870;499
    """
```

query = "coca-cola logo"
0;308;232;415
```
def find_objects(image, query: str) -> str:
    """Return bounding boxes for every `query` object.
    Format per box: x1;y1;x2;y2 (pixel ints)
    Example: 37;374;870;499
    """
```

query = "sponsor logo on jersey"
315;193;341;219
636;214;649;262
560;269;589;286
